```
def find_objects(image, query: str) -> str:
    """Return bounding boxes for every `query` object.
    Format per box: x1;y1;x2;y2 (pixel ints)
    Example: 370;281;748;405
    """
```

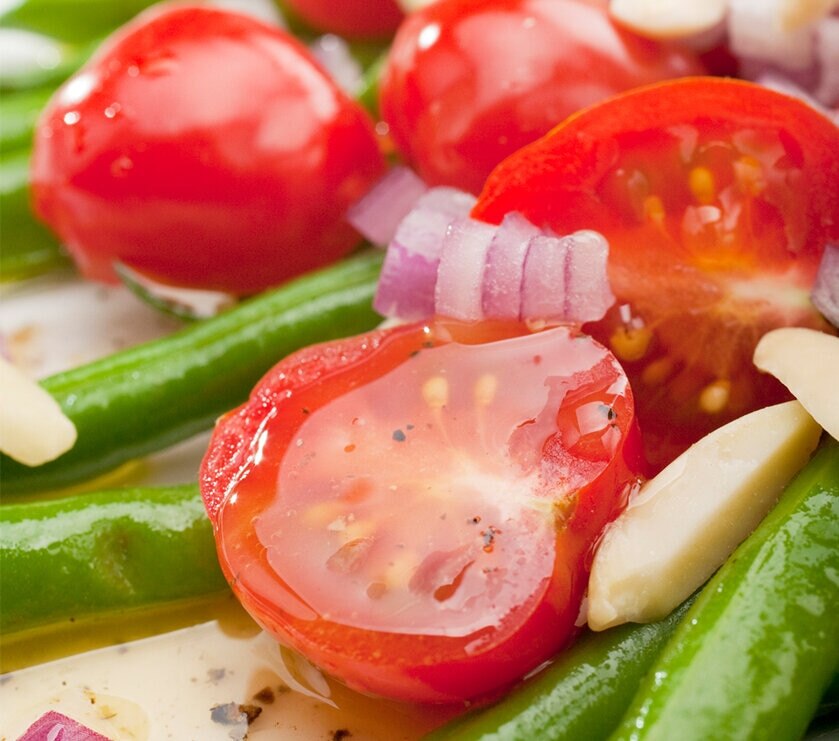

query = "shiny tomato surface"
201;321;642;703
32;6;385;294
474;78;839;471
379;0;706;194
282;0;404;38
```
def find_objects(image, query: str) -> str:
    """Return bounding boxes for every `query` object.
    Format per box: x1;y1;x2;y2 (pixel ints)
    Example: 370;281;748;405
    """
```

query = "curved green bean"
0;250;383;495
611;437;839;741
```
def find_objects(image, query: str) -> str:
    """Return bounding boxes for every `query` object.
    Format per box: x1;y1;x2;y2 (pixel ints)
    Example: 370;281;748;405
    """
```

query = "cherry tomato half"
474;78;839;471
379;0;706;194
200;321;642;703
32;6;385;294
281;0;404;39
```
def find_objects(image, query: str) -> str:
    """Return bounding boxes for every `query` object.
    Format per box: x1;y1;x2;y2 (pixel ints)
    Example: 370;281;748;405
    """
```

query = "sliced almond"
609;0;727;39
753;327;839;442
0;357;77;466
587;400;821;631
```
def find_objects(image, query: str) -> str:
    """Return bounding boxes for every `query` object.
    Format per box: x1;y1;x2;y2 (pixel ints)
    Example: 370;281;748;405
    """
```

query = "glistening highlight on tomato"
31;6;385;295
379;0;706;194
200;321;642;703
473;77;839;471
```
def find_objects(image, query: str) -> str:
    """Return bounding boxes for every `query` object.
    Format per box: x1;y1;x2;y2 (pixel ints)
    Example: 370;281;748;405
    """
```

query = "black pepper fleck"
392;429;407;442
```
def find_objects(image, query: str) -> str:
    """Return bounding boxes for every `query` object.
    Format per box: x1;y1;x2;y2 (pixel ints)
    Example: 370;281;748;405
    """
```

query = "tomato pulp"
474;77;839;471
379;0;706;194
201;321;642;703
31;6;385;294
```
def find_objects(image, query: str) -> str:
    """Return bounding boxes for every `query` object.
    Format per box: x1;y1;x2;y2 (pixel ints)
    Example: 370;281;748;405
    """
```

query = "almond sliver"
0;357;77;466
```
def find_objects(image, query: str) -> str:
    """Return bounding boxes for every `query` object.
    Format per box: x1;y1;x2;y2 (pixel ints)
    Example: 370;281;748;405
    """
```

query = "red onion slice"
813;244;839;328
374;238;440;319
373;180;613;325
435;217;496;320
564;230;615;323
521;234;572;322
345;167;429;247
482;212;541;319
18;711;110;741
373;187;476;319
522;231;614;324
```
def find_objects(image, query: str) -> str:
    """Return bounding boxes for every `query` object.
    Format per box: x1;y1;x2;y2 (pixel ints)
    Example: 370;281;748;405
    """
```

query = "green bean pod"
425;598;695;741
611;437;839;741
1;88;51;152
0;484;225;635
0;149;70;280
0;0;156;44
0;250;384;495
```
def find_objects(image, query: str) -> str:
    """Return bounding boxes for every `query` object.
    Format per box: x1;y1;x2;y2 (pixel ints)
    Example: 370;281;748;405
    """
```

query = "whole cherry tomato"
282;0;404;39
379;0;706;194
474;78;839;471
32;6;386;294
201;320;642;703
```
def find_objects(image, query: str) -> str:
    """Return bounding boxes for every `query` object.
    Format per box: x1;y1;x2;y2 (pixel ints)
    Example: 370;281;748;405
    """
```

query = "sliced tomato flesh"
201;321;641;703
474;78;839;470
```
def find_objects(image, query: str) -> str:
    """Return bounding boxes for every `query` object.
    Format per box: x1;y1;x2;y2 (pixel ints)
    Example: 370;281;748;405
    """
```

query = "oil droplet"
104;103;122;119
63;111;81;126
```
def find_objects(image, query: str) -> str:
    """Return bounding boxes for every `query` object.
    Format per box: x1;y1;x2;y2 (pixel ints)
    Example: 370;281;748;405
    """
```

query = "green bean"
1;0;156;44
0;149;70;281
611;437;839;741
0;250;384;495
0;484;226;635
424;598;695;741
1;87;51;152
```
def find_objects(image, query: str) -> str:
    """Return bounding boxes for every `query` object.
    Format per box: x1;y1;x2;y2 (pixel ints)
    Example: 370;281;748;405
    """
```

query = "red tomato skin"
31;6;386;294
201;322;643;703
283;0;404;39
473;78;839;470
379;0;706;194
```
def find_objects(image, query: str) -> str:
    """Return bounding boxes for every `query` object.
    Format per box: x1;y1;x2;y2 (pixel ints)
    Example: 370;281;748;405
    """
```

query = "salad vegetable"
31;5;386;294
280;0;405;39
426;595;697;741
0;149;69;281
0;250;383;495
2;0;838;737
200;320;643;702
611;436;839;741
0;484;225;636
473;76;839;470
379;0;707;193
